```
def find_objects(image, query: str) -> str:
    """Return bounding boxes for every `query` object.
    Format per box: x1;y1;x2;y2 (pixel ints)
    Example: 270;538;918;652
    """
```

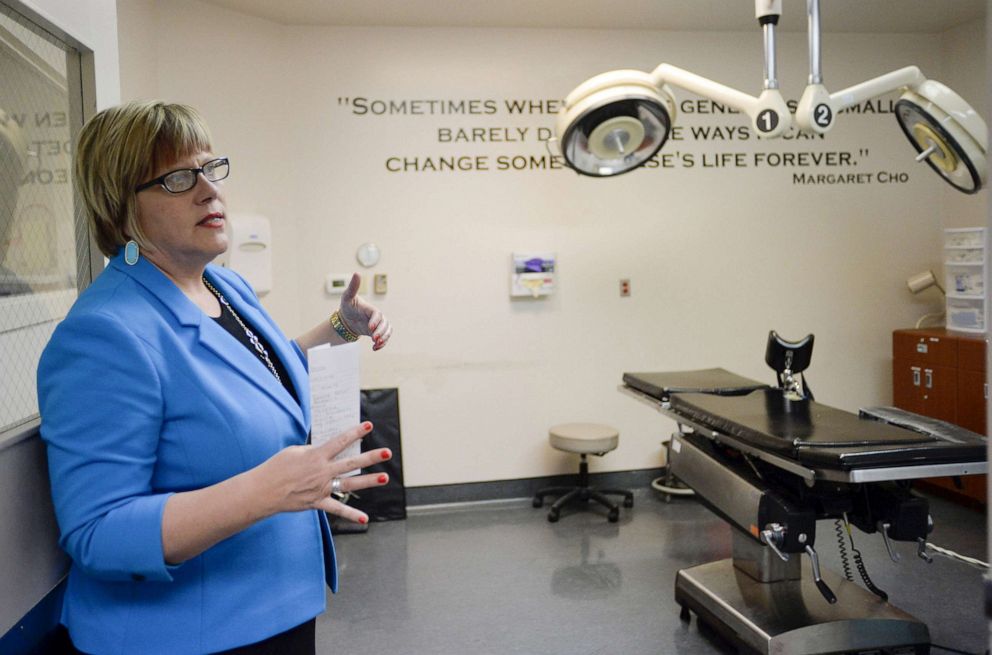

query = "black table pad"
622;368;769;401
669;388;986;470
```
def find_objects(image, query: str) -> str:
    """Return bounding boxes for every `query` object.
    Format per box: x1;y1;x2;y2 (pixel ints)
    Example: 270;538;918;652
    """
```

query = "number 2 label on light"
814;103;832;128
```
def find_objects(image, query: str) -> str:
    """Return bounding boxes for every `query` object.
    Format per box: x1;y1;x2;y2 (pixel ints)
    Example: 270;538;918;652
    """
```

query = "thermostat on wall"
325;273;350;294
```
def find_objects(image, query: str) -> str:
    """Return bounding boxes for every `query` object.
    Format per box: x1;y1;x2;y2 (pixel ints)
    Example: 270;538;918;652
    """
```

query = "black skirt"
213;619;316;655
65;619;316;655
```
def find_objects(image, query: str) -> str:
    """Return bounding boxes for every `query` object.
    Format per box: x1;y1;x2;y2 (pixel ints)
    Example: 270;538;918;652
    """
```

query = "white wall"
117;1;987;487
939;18;988;230
114;0;156;102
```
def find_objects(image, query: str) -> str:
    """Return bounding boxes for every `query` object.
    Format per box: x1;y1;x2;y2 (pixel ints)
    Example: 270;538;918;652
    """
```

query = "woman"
37;100;393;654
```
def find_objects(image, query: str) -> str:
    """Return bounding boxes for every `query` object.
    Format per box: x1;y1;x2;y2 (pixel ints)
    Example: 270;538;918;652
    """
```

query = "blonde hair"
74;100;213;257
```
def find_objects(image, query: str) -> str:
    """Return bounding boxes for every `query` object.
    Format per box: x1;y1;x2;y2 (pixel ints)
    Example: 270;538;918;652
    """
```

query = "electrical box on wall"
227;214;272;295
510;252;556;298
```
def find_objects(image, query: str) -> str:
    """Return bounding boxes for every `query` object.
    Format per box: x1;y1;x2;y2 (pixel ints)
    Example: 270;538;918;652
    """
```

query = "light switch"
374;273;388;294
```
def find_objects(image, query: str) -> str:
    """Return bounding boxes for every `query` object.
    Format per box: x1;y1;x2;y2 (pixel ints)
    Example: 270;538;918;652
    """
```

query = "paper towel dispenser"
227;214;272;295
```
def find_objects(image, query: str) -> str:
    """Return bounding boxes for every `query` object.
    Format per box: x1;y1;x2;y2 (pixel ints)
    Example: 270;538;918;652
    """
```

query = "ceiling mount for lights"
555;0;988;194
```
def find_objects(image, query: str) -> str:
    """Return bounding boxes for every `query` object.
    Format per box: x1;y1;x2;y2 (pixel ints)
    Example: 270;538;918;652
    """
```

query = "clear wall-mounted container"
947;297;985;332
945;227;986;333
945;247;984;264
946;264;984;296
945;228;985;248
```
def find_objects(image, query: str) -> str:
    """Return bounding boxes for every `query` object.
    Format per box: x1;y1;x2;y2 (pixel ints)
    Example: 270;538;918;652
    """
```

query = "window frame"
0;0;101;452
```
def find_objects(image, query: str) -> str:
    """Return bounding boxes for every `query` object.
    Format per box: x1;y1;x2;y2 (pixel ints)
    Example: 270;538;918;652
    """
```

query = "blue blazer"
38;252;337;655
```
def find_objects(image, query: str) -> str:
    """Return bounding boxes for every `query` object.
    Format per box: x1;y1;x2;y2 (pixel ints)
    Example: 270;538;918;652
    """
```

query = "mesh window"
0;6;89;436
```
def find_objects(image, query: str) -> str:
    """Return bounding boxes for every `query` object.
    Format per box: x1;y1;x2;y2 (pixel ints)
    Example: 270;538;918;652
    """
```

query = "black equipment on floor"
330;388;405;534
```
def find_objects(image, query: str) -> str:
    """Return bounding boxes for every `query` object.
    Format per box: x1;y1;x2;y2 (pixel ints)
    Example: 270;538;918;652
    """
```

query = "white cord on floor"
927;542;989;570
650;476;695;496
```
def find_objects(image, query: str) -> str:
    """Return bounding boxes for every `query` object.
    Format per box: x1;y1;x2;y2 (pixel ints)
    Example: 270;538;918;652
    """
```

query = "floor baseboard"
406;468;664;506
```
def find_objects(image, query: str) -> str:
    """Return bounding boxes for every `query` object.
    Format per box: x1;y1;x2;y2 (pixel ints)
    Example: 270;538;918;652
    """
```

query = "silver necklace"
202;277;282;384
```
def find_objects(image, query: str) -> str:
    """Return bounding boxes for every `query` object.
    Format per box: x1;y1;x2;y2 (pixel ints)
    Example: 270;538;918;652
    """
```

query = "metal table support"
676;532;930;655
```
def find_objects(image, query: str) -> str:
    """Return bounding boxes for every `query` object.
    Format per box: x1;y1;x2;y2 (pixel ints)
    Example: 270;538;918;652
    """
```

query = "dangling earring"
124;239;140;266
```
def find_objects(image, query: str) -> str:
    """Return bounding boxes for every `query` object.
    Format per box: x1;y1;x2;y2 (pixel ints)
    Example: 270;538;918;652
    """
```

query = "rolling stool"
532;423;634;523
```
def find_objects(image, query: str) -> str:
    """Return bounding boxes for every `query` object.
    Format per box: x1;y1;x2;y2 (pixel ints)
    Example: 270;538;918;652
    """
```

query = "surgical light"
559;71;675;176
555;0;988;194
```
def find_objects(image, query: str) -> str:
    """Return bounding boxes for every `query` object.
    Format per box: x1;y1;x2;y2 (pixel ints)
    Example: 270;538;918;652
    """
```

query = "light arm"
651;63;760;115
651;63;792;137
829;66;925;112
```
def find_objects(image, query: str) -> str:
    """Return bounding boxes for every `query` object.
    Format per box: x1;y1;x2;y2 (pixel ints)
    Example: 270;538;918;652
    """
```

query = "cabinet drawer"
893;329;957;367
922;365;957;423
957;336;987;373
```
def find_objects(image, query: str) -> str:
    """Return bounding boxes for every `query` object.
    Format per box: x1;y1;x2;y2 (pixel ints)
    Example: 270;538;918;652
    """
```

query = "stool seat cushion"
549;423;619;454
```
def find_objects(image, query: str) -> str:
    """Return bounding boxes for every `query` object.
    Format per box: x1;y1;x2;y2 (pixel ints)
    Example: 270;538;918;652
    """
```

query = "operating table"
620;336;986;655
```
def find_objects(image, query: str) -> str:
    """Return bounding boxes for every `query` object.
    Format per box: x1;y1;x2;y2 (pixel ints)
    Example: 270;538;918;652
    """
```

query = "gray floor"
318;488;988;655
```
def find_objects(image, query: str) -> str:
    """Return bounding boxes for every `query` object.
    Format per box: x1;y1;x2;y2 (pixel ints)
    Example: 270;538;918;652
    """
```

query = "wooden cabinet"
892;328;987;507
957;338;987;434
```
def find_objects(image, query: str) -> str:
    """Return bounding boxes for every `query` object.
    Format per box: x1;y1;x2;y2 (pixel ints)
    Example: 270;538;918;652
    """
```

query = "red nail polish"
378;474;388;484
363;422;372;431
380;449;391;460
358;516;368;525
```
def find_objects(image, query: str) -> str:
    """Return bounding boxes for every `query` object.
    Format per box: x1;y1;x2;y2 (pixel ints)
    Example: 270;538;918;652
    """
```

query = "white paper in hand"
308;342;361;476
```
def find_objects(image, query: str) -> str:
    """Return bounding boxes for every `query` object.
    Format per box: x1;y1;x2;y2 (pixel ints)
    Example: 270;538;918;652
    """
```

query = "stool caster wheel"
608;508;619;522
547;509;560;523
623;497;634;508
532;497;543;508
679;604;691;622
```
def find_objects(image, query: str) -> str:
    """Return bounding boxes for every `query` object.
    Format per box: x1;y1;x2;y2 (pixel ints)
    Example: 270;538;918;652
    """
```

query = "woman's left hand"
339;273;392;351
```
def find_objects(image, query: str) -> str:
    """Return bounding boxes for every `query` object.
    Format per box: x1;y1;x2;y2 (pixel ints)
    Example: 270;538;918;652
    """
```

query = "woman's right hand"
256;421;392;524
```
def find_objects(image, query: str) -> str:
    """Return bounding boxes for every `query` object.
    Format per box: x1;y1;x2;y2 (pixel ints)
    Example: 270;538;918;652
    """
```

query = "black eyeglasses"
135;157;230;194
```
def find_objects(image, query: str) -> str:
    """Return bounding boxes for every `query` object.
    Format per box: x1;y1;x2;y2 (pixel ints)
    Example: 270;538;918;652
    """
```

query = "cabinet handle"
924;369;933;389
912;367;921;387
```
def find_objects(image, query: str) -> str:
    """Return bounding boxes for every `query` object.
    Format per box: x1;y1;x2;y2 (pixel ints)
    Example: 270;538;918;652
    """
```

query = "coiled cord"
841;514;888;601
834;519;853;581
851;547;888;601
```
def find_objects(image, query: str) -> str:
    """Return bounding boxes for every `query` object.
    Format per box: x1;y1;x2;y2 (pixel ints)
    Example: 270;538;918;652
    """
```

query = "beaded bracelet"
330;310;360;342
